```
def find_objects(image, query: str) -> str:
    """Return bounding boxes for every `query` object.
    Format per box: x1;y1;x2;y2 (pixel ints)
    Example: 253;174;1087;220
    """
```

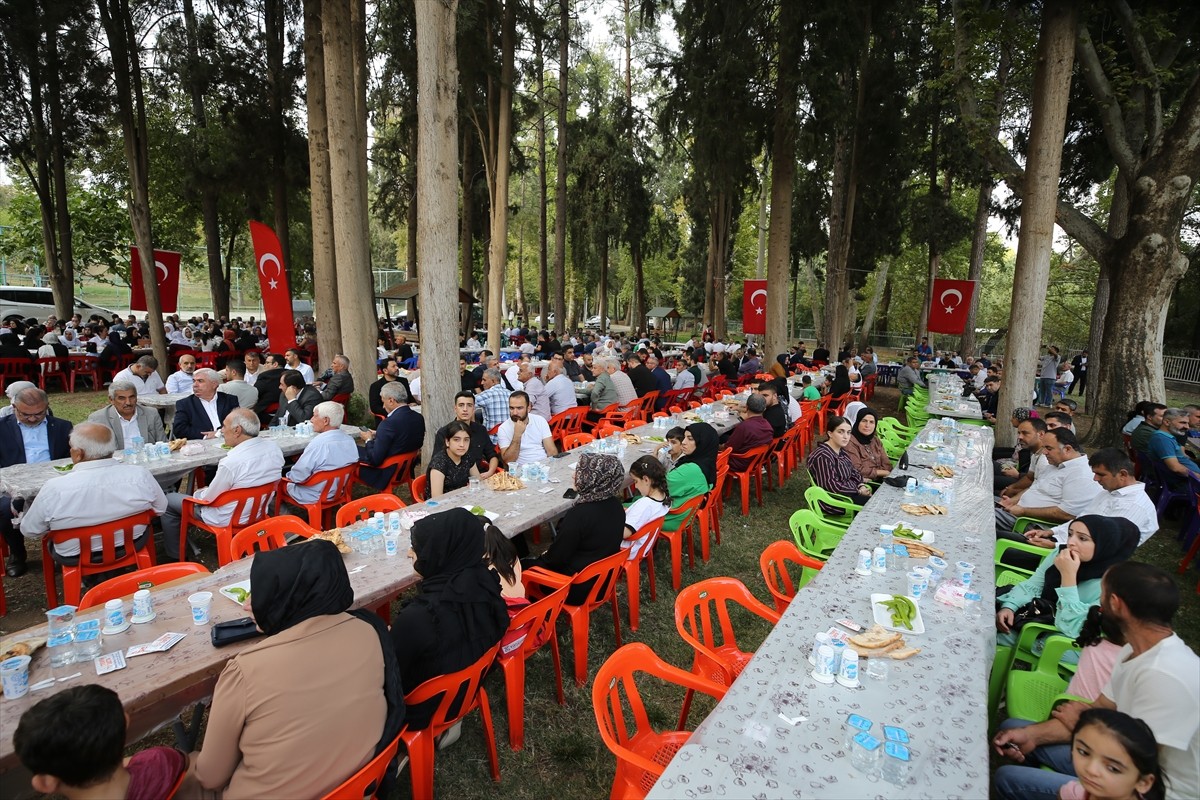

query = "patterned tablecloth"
136;392;191;410
924;374;984;420
648;422;996;800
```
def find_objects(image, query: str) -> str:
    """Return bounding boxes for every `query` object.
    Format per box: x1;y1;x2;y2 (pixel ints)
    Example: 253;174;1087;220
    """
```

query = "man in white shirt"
282;401;359;507
993;561;1199;800
543;359;578;417
20;423;166;559
1024;448;1159;548
112;356;167;396
166;353;197;394
86;381;167;449
498;391;557;467
997;427;1103;537
518;338;536;356
504;356;527;392
520;361;551;419
160;408;284;560
243;350;263;386
285;348;315;383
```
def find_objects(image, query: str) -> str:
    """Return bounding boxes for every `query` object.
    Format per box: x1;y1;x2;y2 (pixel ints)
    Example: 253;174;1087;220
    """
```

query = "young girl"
622;456;671;560
656;426;685;469
483;523;524;599
1060;708;1164;800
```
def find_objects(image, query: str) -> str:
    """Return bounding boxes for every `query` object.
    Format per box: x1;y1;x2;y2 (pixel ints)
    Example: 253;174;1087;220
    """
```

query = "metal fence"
1165;356;1200;385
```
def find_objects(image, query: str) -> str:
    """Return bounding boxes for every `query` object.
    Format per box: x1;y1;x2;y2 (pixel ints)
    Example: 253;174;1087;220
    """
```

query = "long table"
925;374;984;420
647;421;997;799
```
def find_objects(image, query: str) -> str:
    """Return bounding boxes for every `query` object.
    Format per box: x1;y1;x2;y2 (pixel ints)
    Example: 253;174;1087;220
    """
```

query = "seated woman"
622;455;671;560
484;523;524;599
426;421;482;498
827;358;852;398
995;515;1138;648
391;509;508;730
193;540;403;798
844;407;892;481
805;415;872;510
665;423;719;530
96;331;131;372
527;452;626;604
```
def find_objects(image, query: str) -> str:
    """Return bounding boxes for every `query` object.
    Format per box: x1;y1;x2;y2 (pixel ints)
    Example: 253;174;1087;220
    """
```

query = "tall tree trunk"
994;0;1077;447
1083;174;1127;414
553;0;569;332
878;272;892;333
304;0;339;356
958;179;990;356
265;0;290;282
323;0;374;388
536;34;549;329
516;172;527;320
710;189;732;340
598;234;608;334
414;0;461;463
703;220;715;333
25;61;65;317
98;0;168;371
918;108;941;341
767;0;798;359
44;26;75;320
460;129;476;335
803;257;823;335
486;0;516;352
859;259;890;351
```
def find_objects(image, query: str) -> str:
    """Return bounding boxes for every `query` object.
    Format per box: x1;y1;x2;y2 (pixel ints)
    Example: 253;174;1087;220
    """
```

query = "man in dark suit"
319;353;355;400
172;367;238;440
625;351;657;397
251;353;288;425
0;386;73;576
273;370;322;426
358;381;425;490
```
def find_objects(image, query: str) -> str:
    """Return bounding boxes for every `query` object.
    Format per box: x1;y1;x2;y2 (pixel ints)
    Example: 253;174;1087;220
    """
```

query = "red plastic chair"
759;540;825;613
330;392;352;413
561;432;595;451
594;422;622;439
621;517;665;632
79;563;210;610
724;444;772;515
550;406;588;438
766;425;803;491
279;464;357;529
356;450;420;496
674;577;781;727
230;515;317;561
524;548;628;686
0;357;32;391
496;583;570;750
409;474;428;503
67;355;100;391
592;643;726;800
98;353;135;385
399;642;502;799
658;494;705;591
36;357;71;393
42;510;158;607
180;481;279;566
335;493;405;527
321;732;402;800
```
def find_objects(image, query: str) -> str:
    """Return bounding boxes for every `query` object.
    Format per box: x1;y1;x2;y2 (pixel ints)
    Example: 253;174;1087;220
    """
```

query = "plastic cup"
1;655;32;700
188;592;213;625
104;599;126;630
865;655;890;682
957;561;975;587
132;590;153;620
907;571;924;601
811;644;836;684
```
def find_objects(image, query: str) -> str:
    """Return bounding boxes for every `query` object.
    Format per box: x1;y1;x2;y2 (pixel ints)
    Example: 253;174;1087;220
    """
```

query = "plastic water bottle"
963;591;983;622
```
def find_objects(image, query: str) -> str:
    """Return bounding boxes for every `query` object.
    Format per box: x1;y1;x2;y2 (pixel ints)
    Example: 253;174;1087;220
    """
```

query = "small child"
656;426;685;469
622;456;671;561
1059;708;1164;800
13;684;191;800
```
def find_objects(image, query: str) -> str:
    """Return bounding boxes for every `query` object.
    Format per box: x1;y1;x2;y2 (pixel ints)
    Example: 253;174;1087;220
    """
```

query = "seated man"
369;357;411;418
543;359;578;418
737;348;762;376
896;356;925;411
217;360;258;409
112;355;167;396
979;376;1001;421
562;347;583;381
435;392;500;479
358;382;424;490
284;348;315;383
161;408;285;560
498;391;557;467
624;351;657;397
172;368;238;441
282;401;359;508
996;427;1103;538
318;354;354;400
459;357;480;393
21;423;166;562
0;387;73;577
1023;448;1158;549
721;393;774;470
519;360;551;420
1146;408;1200;488
273;370;322;426
756;380;789;437
1129;402;1167;455
242;349;264;387
86;380;167;450
250;353;287;425
475;368;512;432
590;355;637;413
165;354;197;394
993;561;1199;800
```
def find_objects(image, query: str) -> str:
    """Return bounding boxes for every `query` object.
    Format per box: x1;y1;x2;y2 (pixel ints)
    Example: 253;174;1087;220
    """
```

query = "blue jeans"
1038;377;1054;405
993;718;1075;800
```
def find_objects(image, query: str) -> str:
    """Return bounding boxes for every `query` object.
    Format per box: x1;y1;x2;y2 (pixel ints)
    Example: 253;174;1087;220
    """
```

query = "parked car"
0;285;119;325
585;315;611;329
532;313;556;326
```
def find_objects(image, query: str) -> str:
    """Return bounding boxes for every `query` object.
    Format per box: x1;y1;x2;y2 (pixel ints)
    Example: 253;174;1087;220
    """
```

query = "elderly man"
218;360;258;409
242;350;264;386
20;423;167;563
172;368;238;440
319;354;354;400
160;408;285;560
86;381;166;449
358;382;425;490
896;355;925;410
1;387;74;576
281;400;359;507
475;368;512;432
543;359;578;417
520;360;551;420
436;391;500;478
498;391;557;467
0;380;37;419
590;355;637;412
273;370;322;426
166;353;197;394
504;354;528;392
112;355;167;396
721;393;775;471
284;348;315;383
1147;408;1200;488
996;427;1103;538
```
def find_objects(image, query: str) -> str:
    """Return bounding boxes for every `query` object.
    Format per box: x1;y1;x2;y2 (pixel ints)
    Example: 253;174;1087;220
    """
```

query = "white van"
0;285;119;325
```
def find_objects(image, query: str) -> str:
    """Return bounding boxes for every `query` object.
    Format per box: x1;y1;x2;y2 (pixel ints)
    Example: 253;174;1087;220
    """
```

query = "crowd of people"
3;312;1198;800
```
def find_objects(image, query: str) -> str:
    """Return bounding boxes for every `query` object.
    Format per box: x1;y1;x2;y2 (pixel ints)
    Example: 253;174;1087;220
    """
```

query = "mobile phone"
562;488;577;500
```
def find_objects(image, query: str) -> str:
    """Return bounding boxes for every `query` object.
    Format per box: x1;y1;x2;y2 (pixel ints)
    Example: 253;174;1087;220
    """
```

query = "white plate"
461;505;500;522
891;526;935;544
870;593;925;635
913;443;938;452
219;580;252;606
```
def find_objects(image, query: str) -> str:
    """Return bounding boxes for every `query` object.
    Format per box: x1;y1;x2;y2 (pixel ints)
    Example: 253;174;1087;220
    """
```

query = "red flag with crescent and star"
927;278;977;335
249;221;294;354
742;279;768;335
129;247;182;314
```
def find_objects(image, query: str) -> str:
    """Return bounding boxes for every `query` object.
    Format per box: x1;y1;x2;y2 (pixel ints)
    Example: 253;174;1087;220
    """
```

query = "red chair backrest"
410;474;428;502
230;515;316;561
47;510;156;570
295;464;358;506
403;642;503;730
499;583;569;660
561;433;595;451
759;540;823;612
675;577;780;677
205;482;278;529
336;494;405;527
321;734;402;800
728;444;771;473
567;549;629;611
80;563;210;610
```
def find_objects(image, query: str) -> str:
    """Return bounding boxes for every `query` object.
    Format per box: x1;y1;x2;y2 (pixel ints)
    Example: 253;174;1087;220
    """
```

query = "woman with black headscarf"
391;508;508;729
97;330;132;371
996;515;1139;647
828;357;853;397
529;452;627;604
193;540;403;798
844;407;892;480
665;423;719;533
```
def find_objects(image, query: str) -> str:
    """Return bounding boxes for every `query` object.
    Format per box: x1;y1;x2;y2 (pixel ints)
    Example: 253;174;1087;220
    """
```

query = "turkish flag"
742;279;768;335
249;221;294;354
927;279;977;335
129;248;182;314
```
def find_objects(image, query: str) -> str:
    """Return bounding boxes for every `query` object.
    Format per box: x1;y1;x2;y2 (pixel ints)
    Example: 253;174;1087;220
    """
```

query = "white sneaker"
436;720;463;751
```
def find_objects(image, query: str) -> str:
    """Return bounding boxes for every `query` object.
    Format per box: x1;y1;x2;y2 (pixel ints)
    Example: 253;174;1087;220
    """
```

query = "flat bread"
888;646;922;660
849;624;902;650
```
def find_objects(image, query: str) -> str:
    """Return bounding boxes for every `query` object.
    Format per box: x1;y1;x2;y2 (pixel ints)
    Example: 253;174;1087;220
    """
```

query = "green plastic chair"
988;622;1059;717
788;509;846;561
1005;635;1081;722
995;539;1054;580
877;416;917;441
802;486;860;529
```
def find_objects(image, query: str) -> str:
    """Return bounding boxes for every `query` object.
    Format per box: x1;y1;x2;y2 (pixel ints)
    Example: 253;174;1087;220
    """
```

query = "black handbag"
1011;597;1056;631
